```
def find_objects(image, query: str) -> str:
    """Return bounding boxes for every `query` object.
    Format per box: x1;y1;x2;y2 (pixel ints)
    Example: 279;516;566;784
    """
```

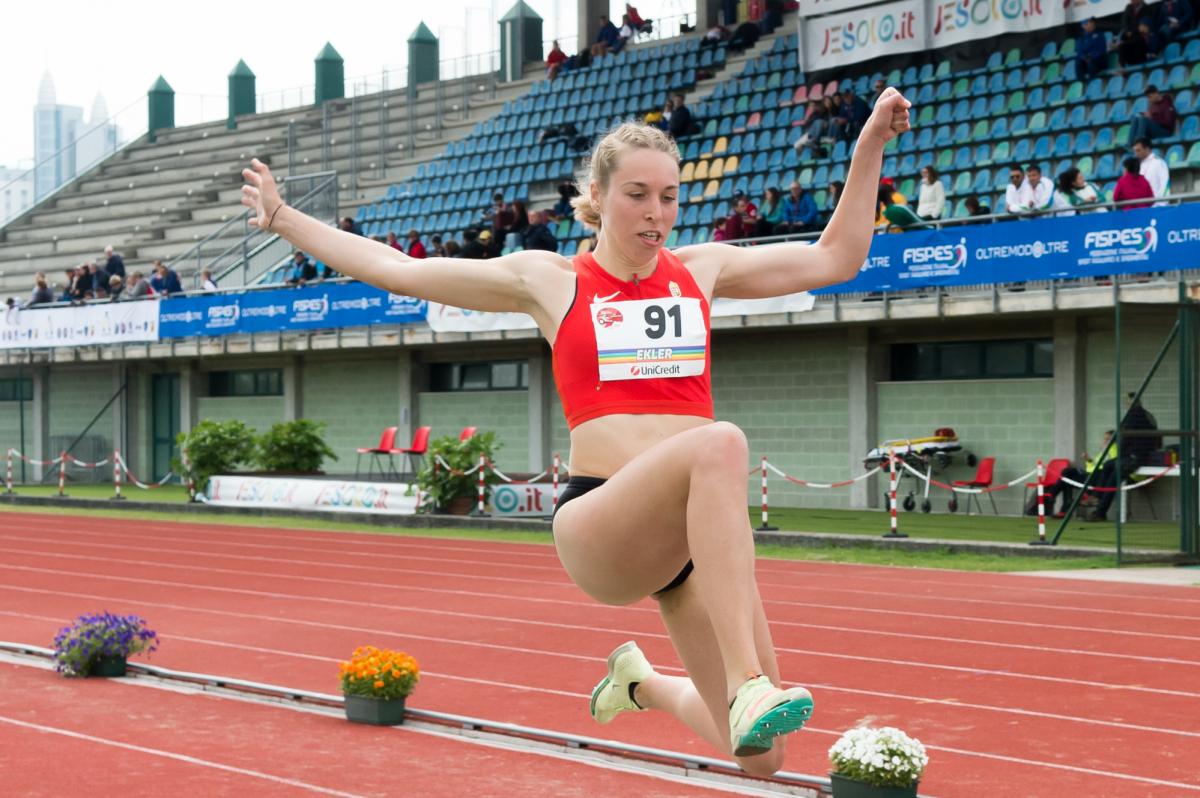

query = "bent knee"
692;421;749;475
738;747;786;778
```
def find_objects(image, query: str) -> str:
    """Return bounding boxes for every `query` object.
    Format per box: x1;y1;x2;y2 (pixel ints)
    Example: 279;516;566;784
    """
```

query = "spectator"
72;263;94;299
546;40;567;80
506;200;530;249
618;14;636;47
102;244;125;279
1025;430;1113;517
460;229;488;259
200;269;218;291
590;15;621;57
793;99;830;159
488;191;514;234
1157;0;1194;43
723;196;756;240
1090;395;1160;521
699;23;730;49
831;89;870;142
150;261;181;296
755;187;785;236
1133;137;1170;201
668;94;693;139
916;166;946;220
964;195;992;221
1058;167;1106;213
1113;156;1156;209
874;178;908;226
643;103;668;130
1076;18;1109;80
728;20;761;52
57;268;77;302
429;234;446;258
406;229;427;259
29;273;53;306
1129;86;1178;145
878;186;923;230
1004;164;1032;215
778;182;818;233
1050;172;1079;217
732;189;758;218
286;251;318;286
107;274;123;301
868;78;888;109
1025;164;1055;212
522;210;559;251
551;182;578;221
119;271;152;300
1117;18;1154;66
385;231;404;251
822;180;844;226
87;262;108;298
711;216;728;242
339;217;362;236
443;239;461;258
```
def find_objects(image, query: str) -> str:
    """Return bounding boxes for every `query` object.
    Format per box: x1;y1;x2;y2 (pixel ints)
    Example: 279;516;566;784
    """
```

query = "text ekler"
638;348;673;360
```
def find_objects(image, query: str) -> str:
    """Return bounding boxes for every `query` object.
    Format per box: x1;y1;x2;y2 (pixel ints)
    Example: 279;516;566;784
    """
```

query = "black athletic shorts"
553;475;694;598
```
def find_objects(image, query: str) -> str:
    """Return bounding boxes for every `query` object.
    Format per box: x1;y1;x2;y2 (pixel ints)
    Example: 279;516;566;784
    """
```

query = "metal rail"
0;640;830;796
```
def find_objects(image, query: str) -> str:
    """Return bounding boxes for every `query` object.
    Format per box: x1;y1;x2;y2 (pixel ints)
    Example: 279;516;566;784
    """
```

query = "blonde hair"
570;122;681;232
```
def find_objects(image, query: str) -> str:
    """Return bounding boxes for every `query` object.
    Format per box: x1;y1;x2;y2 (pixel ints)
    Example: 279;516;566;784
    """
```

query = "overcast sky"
2;0;694;172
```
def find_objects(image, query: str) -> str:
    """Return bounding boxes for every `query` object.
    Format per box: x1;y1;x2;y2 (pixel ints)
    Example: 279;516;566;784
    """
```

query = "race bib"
590;297;706;381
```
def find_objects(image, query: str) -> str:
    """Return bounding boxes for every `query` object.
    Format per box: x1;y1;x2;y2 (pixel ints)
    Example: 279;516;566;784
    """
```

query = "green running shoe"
729;675;814;757
589;641;654;725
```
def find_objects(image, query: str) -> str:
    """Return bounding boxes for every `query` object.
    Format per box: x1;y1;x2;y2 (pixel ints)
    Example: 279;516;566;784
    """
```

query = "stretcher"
864;429;977;513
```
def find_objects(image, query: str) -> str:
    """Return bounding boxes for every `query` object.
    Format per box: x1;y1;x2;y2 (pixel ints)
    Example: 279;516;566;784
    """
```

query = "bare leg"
634;575;787;777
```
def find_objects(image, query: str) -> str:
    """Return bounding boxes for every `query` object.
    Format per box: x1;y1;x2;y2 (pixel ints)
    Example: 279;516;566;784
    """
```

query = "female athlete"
241;87;910;776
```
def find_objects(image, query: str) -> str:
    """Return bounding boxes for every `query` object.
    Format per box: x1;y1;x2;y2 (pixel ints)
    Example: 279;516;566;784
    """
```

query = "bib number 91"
644;304;682;339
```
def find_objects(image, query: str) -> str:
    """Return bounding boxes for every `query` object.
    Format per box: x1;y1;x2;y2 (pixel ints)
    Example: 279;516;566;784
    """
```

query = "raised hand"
240;158;285;231
862;87;912;146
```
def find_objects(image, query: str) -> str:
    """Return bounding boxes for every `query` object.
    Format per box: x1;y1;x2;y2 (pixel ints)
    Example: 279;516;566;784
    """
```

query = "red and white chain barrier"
552;453;562;510
472;454;488;516
1058;467;1176;492
4;449;12;495
898;459;1038;494
883;448;906;537
1034;459;1047;544
114;451;177;491
757;457;776;531
57;452;67;497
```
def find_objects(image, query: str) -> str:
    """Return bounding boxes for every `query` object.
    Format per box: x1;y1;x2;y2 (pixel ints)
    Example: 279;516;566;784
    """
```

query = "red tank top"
553;250;714;430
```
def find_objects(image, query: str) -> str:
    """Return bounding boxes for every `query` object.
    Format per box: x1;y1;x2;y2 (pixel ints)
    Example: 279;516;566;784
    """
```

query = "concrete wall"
47;367;115;481
301;357;402;469
877;378;1055;515
195;396;285;435
416;390;530;472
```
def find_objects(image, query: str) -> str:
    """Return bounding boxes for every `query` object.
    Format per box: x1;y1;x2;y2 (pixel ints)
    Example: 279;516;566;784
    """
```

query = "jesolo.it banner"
801;0;926;73
800;0;1126;71
0;298;159;350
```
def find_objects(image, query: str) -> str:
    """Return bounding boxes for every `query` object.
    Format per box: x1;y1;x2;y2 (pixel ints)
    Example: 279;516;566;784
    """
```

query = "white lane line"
0;714;366;797
5;569;1200;699
5;605;1198;746
3;544;1197;667
6;525;1195;621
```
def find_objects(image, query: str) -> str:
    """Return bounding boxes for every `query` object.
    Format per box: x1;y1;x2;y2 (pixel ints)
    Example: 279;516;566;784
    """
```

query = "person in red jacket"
241;89;912;775
1128;85;1178;145
405;229;427;259
1113;157;1155;209
545;40;567;80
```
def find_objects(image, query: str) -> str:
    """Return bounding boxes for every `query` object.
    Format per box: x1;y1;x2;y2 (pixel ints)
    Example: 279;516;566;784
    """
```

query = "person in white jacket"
1004;164;1032;215
1025;164;1055;213
916;165;946;220
1133;137;1170;205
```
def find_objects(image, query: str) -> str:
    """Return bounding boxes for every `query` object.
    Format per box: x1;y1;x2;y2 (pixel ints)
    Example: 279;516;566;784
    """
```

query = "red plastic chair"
1023;458;1071;513
393;426;432;481
953;457;998;515
355;427;398;480
459;426;477;441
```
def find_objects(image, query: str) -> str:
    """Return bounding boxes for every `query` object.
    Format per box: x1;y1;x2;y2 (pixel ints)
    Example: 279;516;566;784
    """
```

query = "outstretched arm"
240;160;562;314
679;88;911;299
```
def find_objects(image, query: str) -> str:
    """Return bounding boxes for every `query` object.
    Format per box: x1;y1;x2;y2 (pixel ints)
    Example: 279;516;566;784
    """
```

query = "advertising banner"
0;298;159;350
426;293;816;334
801;0;926;71
814;205;1200;294
206;475;419;515
799;0;885;16
158;282;426;339
491;483;556;517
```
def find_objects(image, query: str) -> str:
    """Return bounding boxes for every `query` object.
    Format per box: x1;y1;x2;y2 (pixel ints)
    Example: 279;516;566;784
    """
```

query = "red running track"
0;510;1198;797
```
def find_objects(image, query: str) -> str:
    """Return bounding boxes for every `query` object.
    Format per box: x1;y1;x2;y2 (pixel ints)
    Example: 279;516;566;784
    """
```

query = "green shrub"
254;419;338;473
174;419;256;491
416;431;501;511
